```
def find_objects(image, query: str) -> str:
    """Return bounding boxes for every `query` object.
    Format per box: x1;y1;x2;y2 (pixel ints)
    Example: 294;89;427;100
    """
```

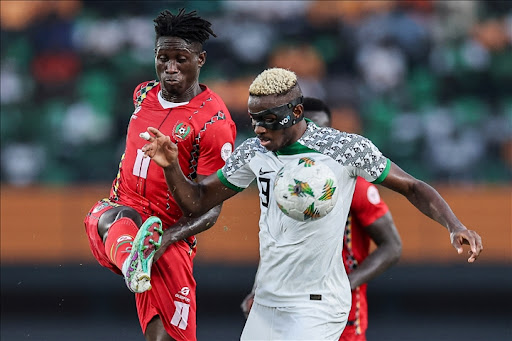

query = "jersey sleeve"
132;83;142;108
216;138;260;191
132;80;159;109
344;134;390;184
196;112;237;176
350;177;389;227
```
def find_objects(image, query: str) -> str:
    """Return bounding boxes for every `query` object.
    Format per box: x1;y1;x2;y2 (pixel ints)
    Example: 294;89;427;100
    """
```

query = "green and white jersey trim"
218;122;390;188
217;168;245;192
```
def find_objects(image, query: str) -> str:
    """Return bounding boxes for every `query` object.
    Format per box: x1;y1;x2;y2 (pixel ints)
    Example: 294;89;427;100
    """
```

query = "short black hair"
153;8;217;45
303;97;331;120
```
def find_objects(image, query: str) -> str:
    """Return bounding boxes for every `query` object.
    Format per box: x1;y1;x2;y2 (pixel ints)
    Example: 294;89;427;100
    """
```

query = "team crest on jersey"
173;121;191;141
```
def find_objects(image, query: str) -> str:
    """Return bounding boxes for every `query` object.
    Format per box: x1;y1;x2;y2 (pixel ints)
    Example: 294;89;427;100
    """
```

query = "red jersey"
90;81;236;340
340;177;389;341
109;80;237;229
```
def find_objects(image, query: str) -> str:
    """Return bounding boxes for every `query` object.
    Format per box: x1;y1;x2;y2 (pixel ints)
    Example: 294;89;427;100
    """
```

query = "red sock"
104;217;138;270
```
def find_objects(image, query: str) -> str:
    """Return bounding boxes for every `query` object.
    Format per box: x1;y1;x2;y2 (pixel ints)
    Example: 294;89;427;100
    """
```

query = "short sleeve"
344;134;390;183
132;84;142;108
132;80;159;109
196;115;237;176
217;138;262;190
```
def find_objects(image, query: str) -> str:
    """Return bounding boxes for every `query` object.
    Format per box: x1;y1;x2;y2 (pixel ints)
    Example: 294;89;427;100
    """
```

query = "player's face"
155;37;205;100
304;110;330;128
248;94;305;151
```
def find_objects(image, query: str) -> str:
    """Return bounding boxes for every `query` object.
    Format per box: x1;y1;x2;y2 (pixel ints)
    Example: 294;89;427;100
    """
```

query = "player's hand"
450;228;483;263
140;127;178;168
240;292;255;319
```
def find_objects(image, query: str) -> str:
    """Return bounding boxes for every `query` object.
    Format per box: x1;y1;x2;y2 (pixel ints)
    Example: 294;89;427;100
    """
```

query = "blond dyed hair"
249;68;298;96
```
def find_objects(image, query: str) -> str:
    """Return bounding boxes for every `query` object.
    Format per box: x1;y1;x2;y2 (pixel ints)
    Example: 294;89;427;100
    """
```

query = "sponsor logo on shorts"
174;286;191;303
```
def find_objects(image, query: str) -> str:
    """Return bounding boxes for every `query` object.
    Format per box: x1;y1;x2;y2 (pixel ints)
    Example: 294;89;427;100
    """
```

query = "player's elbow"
392;247;402;266
175;199;204;217
389;239;402;265
382;236;402;267
182;202;221;219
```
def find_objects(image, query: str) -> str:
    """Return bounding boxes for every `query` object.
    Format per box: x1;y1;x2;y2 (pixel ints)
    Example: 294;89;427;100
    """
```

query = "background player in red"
83;9;236;341
240;97;402;341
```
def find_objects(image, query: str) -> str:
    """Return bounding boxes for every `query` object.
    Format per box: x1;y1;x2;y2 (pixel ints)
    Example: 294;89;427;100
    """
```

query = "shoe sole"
123;216;163;293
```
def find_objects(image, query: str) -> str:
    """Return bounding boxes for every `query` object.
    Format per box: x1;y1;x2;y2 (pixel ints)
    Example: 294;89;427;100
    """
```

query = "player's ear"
198;51;206;68
293;103;303;118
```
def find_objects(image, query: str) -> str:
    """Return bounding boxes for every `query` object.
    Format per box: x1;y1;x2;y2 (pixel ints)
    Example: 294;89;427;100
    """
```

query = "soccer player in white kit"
138;68;483;340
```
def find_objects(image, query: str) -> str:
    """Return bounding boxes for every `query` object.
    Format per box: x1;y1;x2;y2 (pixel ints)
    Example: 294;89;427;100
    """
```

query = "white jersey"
217;122;390;317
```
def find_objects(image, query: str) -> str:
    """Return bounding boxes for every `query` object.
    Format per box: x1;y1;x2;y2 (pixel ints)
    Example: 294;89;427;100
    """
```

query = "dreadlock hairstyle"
153;8;217;46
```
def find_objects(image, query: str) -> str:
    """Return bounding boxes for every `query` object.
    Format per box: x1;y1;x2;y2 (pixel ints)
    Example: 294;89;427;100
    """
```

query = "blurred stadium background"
1;1;511;340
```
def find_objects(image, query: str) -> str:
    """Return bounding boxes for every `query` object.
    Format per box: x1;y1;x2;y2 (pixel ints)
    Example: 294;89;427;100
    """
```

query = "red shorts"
84;199;198;341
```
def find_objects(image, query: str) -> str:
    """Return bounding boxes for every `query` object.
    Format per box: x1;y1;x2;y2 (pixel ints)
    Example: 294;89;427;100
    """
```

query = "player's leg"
98;205;142;274
93;201;164;293
97;204;143;242
145;316;176;341
84;200;139;275
136;241;198;341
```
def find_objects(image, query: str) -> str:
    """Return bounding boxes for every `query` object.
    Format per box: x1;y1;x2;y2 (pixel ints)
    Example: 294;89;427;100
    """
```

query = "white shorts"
240;302;346;341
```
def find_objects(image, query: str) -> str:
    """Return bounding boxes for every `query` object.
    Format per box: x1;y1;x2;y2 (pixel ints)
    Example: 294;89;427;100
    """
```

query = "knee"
114;207;143;226
97;206;142;242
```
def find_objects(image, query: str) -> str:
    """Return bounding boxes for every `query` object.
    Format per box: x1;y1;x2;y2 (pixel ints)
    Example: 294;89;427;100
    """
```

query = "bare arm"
162;162;235;217
348;212;402;289
154;174;223;260
141;126;238;217
380;162;483;262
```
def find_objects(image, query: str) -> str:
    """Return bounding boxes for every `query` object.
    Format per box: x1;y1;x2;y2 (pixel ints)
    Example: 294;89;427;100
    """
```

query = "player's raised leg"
123;216;164;293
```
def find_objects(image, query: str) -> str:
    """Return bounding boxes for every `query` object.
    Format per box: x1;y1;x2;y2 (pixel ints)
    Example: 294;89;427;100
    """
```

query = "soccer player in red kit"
240;97;402;341
84;9;236;341
340;177;401;341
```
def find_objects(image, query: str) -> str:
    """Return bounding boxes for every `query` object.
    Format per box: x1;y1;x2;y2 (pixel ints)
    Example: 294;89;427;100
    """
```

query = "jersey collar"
274;120;320;156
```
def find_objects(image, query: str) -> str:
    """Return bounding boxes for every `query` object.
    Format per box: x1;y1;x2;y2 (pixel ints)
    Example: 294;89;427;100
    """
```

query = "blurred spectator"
1;143;46;186
356;37;407;94
268;43;327;100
